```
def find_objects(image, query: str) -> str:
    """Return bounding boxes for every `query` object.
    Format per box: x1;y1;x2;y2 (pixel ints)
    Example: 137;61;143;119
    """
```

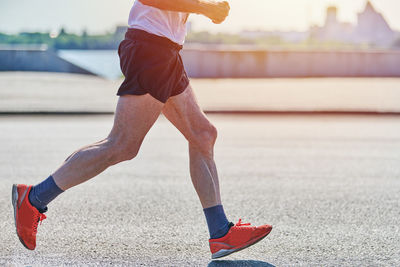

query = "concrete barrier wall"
0;50;95;75
2;48;400;78
181;49;400;78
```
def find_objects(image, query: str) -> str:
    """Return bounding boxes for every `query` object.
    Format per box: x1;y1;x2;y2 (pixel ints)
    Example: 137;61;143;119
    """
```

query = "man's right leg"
12;94;164;250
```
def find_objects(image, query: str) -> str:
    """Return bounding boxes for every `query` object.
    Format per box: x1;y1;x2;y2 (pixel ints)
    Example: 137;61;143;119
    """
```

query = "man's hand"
202;1;230;24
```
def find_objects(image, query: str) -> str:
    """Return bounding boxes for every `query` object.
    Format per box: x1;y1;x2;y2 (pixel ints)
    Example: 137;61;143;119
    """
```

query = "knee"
106;138;140;165
119;145;139;162
189;123;218;154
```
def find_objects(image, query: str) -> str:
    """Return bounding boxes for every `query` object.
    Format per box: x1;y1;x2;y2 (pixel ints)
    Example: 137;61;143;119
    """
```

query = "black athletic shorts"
117;29;190;103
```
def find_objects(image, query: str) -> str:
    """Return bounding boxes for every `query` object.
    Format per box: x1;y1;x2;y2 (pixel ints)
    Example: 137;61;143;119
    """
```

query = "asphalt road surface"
0;114;399;266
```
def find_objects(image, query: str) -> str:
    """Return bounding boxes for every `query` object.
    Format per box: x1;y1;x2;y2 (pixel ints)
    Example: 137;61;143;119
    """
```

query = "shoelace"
33;213;47;234
235;219;251;227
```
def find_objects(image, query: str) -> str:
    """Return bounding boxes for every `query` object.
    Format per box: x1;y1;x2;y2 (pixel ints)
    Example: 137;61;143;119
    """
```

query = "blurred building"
353;1;396;46
311;1;396;46
310;6;354;43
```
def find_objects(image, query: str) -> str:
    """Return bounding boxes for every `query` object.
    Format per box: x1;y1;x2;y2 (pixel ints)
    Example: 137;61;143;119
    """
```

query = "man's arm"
139;0;230;24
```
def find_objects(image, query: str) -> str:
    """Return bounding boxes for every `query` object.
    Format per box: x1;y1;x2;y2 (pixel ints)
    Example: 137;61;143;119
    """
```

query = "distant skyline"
1;0;400;34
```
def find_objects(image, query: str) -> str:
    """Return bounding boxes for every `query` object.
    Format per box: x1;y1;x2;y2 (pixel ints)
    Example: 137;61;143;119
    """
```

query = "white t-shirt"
128;1;189;45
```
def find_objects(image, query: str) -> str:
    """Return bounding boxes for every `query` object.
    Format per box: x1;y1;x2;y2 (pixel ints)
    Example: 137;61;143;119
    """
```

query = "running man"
12;0;272;259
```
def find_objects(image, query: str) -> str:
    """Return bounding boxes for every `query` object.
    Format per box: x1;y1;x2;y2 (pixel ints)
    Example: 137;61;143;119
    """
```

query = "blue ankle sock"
28;176;64;213
203;205;231;239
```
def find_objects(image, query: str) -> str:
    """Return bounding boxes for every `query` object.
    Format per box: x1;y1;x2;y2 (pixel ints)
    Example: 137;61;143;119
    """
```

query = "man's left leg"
162;84;272;259
163;85;229;237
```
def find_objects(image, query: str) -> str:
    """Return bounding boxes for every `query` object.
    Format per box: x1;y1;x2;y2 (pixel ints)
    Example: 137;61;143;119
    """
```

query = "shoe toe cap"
255;224;272;235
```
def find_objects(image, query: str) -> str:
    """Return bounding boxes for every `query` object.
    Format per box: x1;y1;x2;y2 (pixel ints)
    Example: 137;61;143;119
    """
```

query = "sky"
0;0;399;34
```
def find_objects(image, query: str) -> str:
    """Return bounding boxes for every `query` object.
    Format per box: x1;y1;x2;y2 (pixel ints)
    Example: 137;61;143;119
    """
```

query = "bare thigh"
109;94;164;147
162;84;214;144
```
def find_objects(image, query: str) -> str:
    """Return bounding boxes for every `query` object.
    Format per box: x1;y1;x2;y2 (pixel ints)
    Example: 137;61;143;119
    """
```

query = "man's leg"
162;85;230;239
52;94;163;190
162;85;272;259
12;94;164;250
162;85;221;208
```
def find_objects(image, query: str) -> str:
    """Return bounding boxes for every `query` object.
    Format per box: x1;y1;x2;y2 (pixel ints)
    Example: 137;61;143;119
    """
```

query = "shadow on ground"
208;260;275;267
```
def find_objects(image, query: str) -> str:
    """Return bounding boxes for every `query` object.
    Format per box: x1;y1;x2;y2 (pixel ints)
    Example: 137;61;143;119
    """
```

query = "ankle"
28;176;64;212
203;204;230;239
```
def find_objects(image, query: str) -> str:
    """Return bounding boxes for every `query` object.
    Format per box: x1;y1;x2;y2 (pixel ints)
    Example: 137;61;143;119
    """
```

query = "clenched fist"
203;1;230;24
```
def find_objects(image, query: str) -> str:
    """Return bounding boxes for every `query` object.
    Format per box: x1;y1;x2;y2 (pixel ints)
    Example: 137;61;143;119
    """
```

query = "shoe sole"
12;184;32;250
211;227;272;259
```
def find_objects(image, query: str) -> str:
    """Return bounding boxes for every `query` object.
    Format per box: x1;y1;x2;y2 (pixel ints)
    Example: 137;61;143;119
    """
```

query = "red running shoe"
12;184;47;250
209;219;272;259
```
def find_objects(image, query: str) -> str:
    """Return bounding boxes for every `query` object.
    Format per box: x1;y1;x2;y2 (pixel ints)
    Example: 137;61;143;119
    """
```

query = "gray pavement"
0;114;399;266
1;72;400;113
